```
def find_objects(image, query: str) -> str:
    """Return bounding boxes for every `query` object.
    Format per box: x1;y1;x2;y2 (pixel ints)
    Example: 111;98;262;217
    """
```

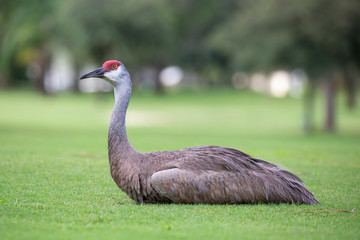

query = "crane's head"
79;60;129;87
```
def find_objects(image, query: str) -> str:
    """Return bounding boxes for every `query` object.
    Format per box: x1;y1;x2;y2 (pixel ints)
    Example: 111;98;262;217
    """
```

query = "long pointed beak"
79;67;106;80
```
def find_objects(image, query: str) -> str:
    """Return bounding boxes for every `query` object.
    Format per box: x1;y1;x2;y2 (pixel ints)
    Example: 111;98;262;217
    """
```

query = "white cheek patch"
104;68;122;85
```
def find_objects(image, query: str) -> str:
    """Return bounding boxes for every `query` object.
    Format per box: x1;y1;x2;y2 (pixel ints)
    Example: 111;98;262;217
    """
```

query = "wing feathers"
120;145;319;204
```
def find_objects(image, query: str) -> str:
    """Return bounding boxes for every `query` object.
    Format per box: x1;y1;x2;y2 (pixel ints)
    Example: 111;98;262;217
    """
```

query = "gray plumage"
80;60;320;205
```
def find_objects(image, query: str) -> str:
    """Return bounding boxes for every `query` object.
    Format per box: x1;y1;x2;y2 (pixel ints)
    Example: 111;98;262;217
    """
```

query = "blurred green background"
1;1;360;239
1;0;359;132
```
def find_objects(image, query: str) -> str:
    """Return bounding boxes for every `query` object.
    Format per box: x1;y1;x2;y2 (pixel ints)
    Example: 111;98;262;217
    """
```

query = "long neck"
108;80;137;164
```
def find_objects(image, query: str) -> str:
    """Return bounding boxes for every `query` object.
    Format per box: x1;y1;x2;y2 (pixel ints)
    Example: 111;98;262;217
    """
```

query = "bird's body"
80;60;319;205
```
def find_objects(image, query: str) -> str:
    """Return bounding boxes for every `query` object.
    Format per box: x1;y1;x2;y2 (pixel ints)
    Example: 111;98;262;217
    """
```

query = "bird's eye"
113;65;118;69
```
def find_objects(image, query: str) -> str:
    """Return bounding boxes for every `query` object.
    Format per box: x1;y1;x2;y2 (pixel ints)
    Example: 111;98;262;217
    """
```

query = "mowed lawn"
0;89;359;240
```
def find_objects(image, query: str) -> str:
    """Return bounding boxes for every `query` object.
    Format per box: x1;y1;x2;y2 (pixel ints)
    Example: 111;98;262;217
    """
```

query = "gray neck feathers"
108;71;137;163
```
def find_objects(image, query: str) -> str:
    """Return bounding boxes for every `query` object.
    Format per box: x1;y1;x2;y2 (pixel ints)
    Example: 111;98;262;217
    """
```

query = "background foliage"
1;0;359;132
1;0;359;85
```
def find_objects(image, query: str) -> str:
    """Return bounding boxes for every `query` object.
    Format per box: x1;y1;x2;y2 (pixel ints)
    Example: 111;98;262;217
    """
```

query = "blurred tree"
0;0;60;92
62;0;241;91
1;0;358;131
208;0;360;132
0;0;178;93
60;0;176;93
171;0;240;86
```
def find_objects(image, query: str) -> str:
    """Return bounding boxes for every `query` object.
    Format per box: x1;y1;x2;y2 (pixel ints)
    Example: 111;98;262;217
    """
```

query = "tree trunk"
154;71;165;94
324;76;336;132
34;48;52;94
154;63;165;95
343;66;357;109
0;72;10;88
304;80;316;133
73;59;81;92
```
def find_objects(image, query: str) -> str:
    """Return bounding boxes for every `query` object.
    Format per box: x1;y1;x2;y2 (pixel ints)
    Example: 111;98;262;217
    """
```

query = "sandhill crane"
80;60;319;205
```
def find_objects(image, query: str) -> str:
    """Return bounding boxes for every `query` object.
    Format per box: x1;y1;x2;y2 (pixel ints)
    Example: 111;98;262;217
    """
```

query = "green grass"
0;89;359;240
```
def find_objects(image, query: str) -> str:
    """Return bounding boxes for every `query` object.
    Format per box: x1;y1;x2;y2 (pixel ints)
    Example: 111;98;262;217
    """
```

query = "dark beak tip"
79;67;105;80
79;72;93;80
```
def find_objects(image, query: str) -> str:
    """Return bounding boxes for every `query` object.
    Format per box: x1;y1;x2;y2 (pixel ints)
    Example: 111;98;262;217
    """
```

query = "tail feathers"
279;170;320;205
